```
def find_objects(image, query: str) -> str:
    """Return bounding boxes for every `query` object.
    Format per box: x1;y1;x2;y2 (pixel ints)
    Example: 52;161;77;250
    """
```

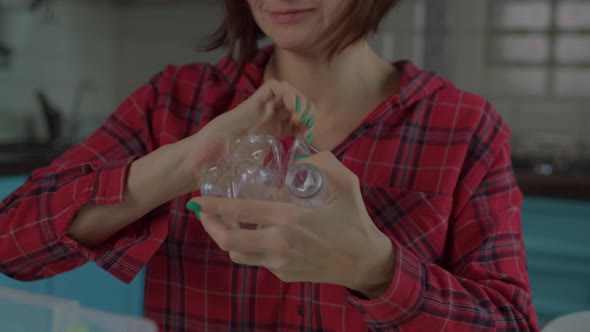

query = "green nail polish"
295;154;311;161
301;112;308;122
295;98;301;112
306;132;314;143
186;201;202;220
306;116;314;128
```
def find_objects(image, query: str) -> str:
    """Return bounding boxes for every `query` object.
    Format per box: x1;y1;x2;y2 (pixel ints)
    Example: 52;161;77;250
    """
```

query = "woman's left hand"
189;152;396;298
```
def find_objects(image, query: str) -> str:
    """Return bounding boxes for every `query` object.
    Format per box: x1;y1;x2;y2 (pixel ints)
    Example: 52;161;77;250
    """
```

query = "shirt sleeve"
0;71;168;284
346;117;539;331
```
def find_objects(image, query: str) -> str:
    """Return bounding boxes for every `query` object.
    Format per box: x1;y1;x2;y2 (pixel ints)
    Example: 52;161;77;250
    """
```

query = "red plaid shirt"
1;47;539;331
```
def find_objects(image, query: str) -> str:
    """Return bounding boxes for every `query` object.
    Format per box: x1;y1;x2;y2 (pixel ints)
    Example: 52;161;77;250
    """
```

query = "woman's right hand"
68;80;315;246
180;79;316;186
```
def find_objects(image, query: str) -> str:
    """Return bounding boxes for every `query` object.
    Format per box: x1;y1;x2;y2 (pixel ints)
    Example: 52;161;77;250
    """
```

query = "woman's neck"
264;41;399;119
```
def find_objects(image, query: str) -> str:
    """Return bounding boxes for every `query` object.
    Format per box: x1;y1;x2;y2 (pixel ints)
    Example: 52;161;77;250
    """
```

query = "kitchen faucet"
35;79;95;149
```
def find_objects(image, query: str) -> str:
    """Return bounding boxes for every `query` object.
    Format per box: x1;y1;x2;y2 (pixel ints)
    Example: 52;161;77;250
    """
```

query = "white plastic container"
0;287;158;332
0;286;79;332
75;307;158;332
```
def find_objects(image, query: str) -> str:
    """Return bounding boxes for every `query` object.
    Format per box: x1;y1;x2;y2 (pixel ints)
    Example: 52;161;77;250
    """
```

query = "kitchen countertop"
0;158;52;176
511;156;590;201
515;172;590;201
0;143;64;176
1;145;589;201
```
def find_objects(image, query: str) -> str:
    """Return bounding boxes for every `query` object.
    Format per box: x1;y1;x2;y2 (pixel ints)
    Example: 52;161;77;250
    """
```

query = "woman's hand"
180;79;315;186
188;152;396;298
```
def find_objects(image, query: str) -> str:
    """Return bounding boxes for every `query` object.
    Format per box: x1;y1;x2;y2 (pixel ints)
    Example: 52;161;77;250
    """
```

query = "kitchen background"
0;0;589;327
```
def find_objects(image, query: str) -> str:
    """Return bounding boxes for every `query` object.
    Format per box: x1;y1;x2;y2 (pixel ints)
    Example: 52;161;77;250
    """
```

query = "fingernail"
186;201;202;220
306;132;314;143
295;98;301;112
306;116;314;129
295;154;311;161
301;112;308;122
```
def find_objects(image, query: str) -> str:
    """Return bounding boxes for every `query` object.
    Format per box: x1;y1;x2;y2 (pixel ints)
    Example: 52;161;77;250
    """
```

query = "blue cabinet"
521;197;590;324
0;175;145;317
47;264;146;317
0;176;27;203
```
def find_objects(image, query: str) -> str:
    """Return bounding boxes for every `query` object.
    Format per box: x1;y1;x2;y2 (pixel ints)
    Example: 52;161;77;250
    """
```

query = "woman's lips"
269;9;315;24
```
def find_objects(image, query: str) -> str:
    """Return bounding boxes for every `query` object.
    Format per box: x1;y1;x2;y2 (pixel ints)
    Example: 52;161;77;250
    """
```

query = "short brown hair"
202;1;400;75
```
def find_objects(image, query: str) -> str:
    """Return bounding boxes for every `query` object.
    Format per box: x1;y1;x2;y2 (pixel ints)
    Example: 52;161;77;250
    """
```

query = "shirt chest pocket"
361;186;453;265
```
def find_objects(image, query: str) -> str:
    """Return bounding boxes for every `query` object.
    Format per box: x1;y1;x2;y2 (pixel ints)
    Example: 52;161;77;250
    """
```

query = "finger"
200;212;232;247
280;92;312;135
230;252;295;274
201;212;282;252
286;96;314;137
262;81;315;127
258;97;283;127
280;83;300;114
256;98;297;137
247;80;290;119
269;81;313;130
191;197;298;227
261;80;299;109
237;253;304;283
254;79;285;103
229;251;282;268
280;82;314;128
229;251;268;267
298;102;316;142
251;80;315;139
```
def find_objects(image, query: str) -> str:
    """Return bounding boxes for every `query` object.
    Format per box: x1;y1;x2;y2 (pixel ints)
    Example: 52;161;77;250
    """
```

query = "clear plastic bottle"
284;136;330;208
199;133;330;227
200;132;285;229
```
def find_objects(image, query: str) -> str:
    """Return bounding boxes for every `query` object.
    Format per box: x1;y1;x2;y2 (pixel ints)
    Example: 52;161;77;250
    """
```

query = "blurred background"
0;0;588;326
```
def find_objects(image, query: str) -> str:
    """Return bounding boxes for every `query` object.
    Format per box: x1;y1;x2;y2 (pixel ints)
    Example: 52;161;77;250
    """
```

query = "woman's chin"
271;39;319;55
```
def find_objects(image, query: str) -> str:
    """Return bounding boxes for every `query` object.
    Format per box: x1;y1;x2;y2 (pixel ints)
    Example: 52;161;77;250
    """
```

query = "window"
485;0;590;97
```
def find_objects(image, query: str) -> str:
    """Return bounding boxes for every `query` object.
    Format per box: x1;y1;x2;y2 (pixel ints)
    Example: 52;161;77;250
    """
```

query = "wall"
0;0;225;142
0;1;118;141
112;1;226;106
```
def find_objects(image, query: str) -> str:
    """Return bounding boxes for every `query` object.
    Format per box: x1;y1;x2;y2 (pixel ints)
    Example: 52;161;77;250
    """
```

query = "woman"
0;0;539;331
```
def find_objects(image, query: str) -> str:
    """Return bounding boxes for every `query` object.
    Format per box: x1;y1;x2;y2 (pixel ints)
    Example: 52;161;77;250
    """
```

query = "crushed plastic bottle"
284;136;330;208
200;132;329;228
